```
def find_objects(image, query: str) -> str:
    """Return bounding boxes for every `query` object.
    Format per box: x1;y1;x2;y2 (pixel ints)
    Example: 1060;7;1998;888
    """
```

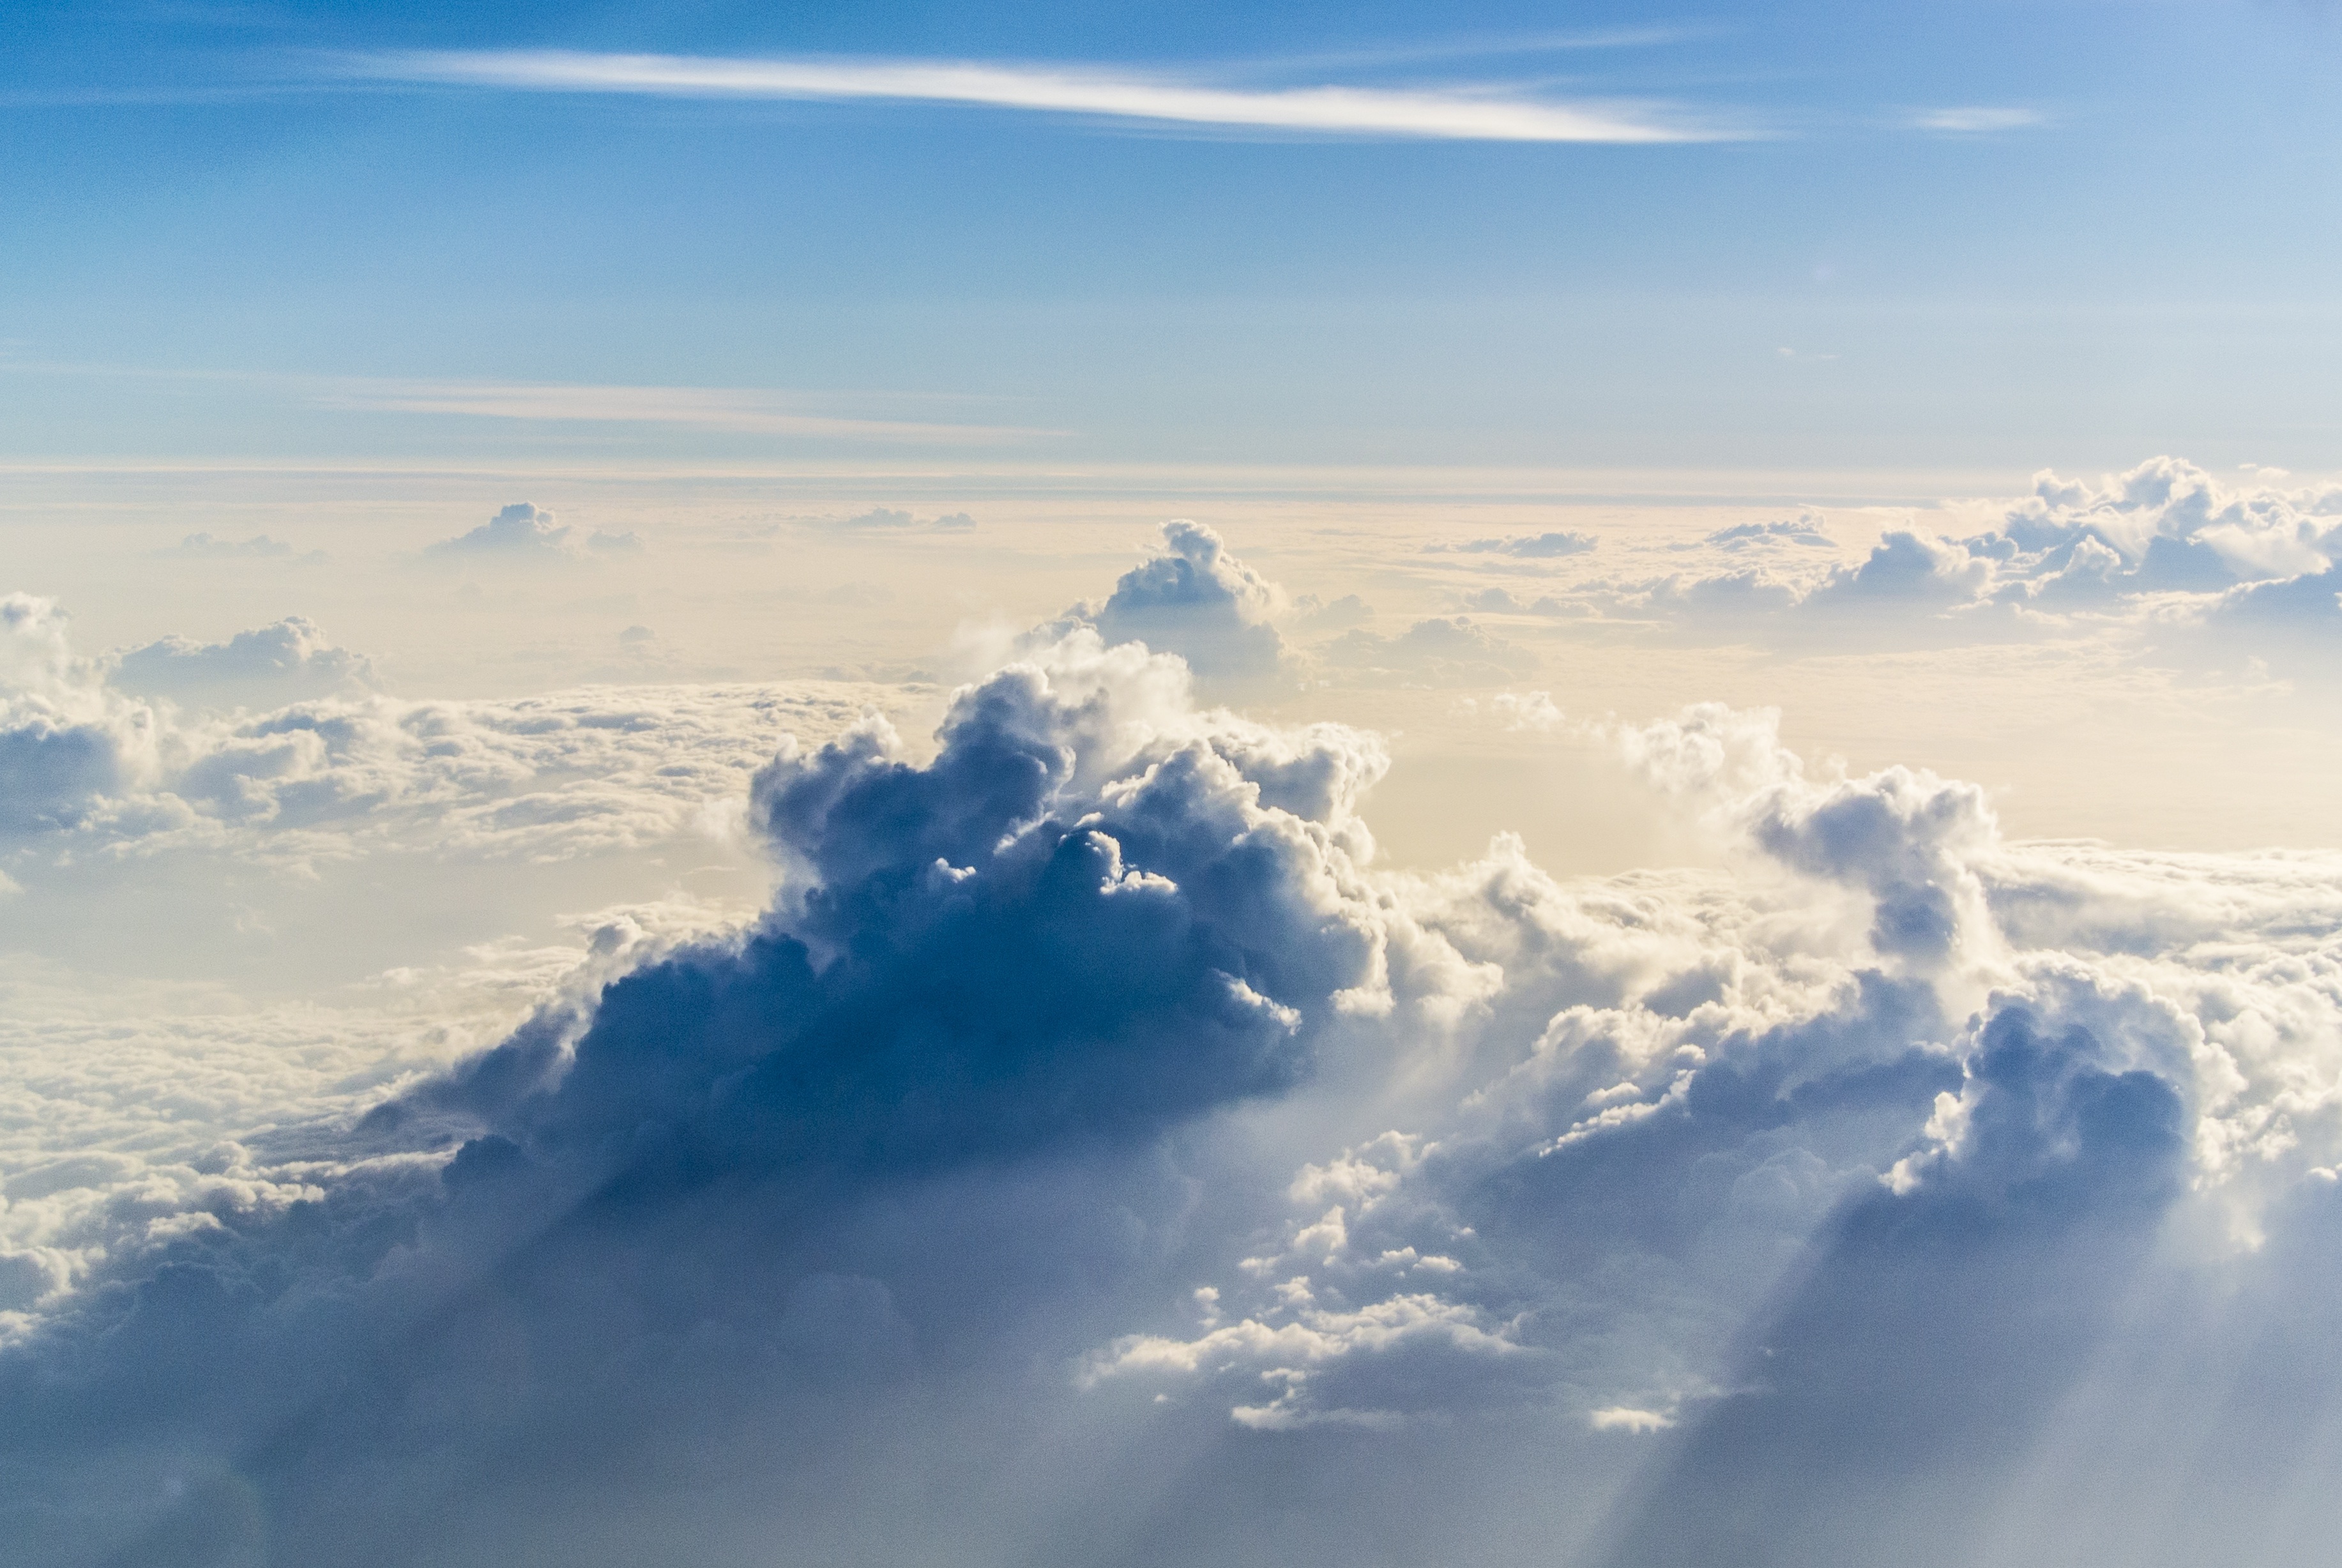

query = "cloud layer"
6;507;2342;1565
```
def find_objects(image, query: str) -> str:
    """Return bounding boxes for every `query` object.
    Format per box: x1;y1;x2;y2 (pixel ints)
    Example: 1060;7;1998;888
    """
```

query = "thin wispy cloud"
322;378;1053;444
1909;105;2046;132
347;49;1733;142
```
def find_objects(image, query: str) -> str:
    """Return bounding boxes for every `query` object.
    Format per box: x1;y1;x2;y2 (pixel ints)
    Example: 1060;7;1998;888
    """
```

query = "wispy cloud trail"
1909;106;2045;132
349;50;1729;143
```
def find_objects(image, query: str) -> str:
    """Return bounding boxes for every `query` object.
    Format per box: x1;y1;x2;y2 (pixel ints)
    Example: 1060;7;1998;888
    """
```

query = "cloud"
159;533;322;562
1909;106;2047;133
354;50;1733;144
1291;592;1373;630
110;617;376;707
0;600;923;862
0;594;158;833
424;501;573;560
1431;530;1598;559
1322;615;1539;682
1573;459;2342;644
2212;563;2342;627
835;506;978;531
8;550;2342;1562
1804;528;1991;607
1695;517;1832;551
1457;587;1590;617
415;505;643;566
1057;521;1289;686
325;378;1046;445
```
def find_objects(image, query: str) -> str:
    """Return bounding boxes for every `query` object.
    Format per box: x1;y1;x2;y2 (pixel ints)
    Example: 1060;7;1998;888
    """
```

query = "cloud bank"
1537;458;2342;650
6;517;2342;1566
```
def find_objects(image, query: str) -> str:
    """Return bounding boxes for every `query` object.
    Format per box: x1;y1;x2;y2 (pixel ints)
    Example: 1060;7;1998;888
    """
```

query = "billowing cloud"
6;551;2342;1564
0;593;159;833
1806;528;1993;607
1556;459;2342;650
1056;521;1289;686
111;617;376;708
0;599;919;862
424;501;572;559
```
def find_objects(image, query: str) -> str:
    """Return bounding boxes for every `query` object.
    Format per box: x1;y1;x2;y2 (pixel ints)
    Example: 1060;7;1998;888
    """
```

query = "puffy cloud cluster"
112;617;376;707
1567;459;2342;643
1;593;162;835
0;595;912;865
5;574;2342;1563
1053;524;1543;692
425;502;644;561
1061;521;1289;685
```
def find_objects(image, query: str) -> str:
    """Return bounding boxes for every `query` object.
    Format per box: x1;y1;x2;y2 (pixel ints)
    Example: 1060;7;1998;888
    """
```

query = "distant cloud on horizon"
326;377;1051;445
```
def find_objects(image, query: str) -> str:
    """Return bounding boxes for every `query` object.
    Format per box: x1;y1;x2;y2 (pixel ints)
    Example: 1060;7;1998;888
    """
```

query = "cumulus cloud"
1431;529;1597;559
423;503;643;563
0;600;918;863
1322;614;1539;682
1567;459;2342;653
110;617;376;707
8;558;2342;1564
0;594;160;833
425;501;572;558
1054;521;1289;686
1804;528;1992;607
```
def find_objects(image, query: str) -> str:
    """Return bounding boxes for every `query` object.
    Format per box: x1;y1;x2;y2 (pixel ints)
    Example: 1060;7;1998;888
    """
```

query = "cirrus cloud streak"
349;49;1731;143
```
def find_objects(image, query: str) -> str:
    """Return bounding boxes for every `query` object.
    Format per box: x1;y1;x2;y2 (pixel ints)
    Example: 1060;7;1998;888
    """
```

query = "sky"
4;4;2342;1567
5;0;2341;472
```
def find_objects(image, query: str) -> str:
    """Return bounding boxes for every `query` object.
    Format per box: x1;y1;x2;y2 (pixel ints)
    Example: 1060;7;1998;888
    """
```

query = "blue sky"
5;0;2339;471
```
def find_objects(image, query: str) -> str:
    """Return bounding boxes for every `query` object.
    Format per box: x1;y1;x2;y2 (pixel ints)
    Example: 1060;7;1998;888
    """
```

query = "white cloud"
1588;1405;1673;1433
110;617;375;707
1430;530;1597;559
1909;106;2047;133
1052;520;1289;687
1;598;927;862
8;547;2342;1561
354;49;1731;143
